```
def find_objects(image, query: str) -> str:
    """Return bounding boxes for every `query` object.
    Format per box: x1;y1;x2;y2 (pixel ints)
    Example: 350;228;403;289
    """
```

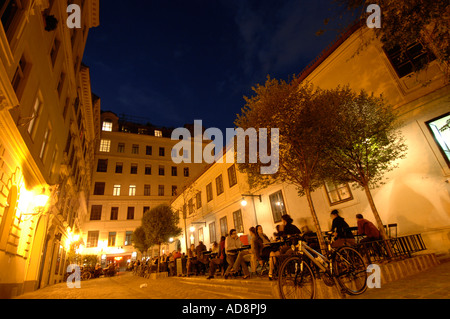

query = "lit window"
269;191;286;223
102;120;113;131
426;113;450;167
129;185;136;196
99;139;111;152
324;182;353;205
113;185;121;196
155;130;162;137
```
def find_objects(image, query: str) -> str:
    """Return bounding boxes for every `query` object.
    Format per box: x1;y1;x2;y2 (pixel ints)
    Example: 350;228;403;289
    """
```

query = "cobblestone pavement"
350;259;450;299
13;260;450;300
14;272;274;299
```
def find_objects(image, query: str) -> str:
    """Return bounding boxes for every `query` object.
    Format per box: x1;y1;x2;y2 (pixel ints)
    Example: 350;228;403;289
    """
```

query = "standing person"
356;214;381;243
224;229;250;279
330;209;355;247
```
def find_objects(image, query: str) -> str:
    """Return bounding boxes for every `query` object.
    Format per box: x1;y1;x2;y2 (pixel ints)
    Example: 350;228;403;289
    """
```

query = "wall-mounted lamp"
240;194;261;207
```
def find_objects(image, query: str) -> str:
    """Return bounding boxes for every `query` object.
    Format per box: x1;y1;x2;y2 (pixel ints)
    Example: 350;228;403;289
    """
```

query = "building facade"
172;24;450;257
0;0;99;298
80;111;209;266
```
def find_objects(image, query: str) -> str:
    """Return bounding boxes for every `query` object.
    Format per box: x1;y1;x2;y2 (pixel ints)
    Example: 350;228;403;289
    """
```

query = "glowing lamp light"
189;226;195;232
169;237;174;243
34;193;50;208
241;199;248;207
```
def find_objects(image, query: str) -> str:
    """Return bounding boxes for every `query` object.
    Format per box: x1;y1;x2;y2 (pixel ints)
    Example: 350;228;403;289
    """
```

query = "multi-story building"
0;0;99;298
80;111;209;266
172;22;450;258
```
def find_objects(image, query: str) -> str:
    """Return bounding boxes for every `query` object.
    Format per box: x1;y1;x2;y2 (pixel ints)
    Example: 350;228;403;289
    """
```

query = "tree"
141;204;182;272
334;0;449;76
317;86;408;240
132;226;151;258
235;77;330;253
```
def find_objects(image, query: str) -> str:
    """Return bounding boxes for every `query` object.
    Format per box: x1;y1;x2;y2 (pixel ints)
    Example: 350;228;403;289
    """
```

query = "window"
155;130;162;137
124;231;133;246
28;96;42;137
127;207;135;220
130;164;138;174
144;184;151;196
232;209;244;234
172;185;178;196
209;222;216;244
426;113;450;167
219;216;228;237
159;165;165;176
206;183;213;202
99;139;111;152
159;147;165;156
113;185;121;196
117;143;125;153
102;120;113;131
143;206;150;214
145;165;152;175
188;198;194;215
50;37;60;68
110;207;118;220
12;55;27;96
39;126;51;160
269;190;287;223
171;166;177;176
129;185;136;196
146;145;152;155
115;162;123;174
132;144;139;154
198;227;204;243
184;167;189;177
93;182;105;195
1;0;22;37
158;185;164;196
108;232;116;247
216;174;224;195
90;205;102;220
384;42;436;78
87;231;99;248
97;159;108;172
324;182;353;205
227;165;237;187
196;191;202;209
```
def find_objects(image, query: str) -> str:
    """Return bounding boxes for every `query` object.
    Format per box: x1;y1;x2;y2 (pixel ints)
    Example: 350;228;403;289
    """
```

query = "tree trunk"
305;188;327;255
363;184;387;240
363;184;393;258
157;243;161;273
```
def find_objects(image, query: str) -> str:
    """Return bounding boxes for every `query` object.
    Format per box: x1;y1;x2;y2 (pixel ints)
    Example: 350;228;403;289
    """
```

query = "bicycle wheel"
278;256;315;299
333;246;367;295
81;271;91;281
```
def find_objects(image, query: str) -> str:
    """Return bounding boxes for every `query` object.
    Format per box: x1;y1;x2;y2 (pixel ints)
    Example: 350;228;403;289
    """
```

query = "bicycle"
278;233;367;299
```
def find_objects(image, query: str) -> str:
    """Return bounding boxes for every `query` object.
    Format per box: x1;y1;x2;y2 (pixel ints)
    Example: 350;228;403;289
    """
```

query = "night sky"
83;0;356;135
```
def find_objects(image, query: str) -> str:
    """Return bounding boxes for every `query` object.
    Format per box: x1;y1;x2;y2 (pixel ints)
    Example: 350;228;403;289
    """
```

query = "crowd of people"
129;210;381;281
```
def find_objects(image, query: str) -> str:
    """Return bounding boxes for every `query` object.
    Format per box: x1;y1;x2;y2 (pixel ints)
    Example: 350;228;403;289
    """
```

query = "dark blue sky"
83;0;354;133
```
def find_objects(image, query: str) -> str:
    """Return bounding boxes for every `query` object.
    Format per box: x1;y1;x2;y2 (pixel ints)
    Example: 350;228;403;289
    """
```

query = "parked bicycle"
278;232;367;299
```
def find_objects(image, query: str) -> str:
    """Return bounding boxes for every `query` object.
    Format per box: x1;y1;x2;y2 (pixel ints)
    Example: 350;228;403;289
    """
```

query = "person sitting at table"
196;241;208;275
206;240;224;279
356;214;381;243
267;215;301;280
186;244;199;276
330;209;355;247
224;229;251;279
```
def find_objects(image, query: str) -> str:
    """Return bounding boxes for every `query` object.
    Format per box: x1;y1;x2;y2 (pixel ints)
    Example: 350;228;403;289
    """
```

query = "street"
13;272;274;299
13;260;450;300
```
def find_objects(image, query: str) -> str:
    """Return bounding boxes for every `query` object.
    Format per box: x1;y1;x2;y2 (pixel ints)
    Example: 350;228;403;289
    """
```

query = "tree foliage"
141;204;182;251
335;0;449;74
132;226;151;256
235;76;331;253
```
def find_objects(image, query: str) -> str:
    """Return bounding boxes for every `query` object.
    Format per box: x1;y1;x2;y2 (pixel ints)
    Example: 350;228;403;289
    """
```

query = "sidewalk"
350;259;450;299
